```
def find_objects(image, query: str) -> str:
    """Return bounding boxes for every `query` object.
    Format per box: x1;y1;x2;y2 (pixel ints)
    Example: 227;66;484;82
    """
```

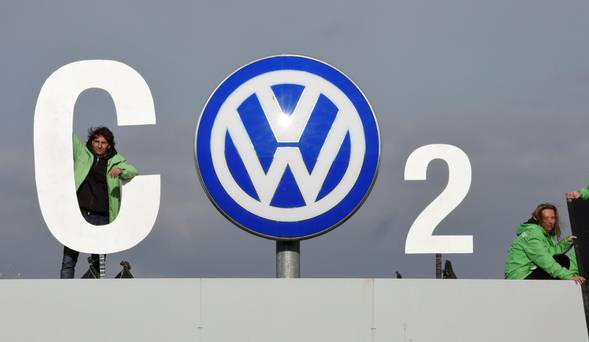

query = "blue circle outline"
195;55;380;240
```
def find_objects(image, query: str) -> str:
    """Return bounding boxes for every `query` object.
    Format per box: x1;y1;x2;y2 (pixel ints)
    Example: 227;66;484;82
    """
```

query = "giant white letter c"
34;60;160;254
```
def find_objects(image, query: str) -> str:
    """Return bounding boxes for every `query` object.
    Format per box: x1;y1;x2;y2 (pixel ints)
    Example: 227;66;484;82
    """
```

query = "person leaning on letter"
504;203;585;285
60;126;138;279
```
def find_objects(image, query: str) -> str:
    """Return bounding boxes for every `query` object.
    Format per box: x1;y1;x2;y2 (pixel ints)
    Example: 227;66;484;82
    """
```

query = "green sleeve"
523;232;574;280
580;179;589;199
116;160;138;180
72;134;85;158
553;238;572;255
568;249;580;276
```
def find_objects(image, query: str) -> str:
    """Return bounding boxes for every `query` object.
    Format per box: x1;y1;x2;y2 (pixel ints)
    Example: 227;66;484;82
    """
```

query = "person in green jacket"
504;203;585;285
60;127;138;279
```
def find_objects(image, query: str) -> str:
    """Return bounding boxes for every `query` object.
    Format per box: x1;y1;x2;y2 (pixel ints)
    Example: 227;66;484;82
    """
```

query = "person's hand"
571;275;585;285
109;167;122;178
566;191;581;199
567;235;577;245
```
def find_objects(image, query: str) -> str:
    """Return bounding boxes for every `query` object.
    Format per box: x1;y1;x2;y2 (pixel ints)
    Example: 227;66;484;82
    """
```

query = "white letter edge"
34;60;160;254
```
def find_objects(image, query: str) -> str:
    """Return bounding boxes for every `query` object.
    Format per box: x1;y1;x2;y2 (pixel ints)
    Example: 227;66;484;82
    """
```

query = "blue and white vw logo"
196;55;380;240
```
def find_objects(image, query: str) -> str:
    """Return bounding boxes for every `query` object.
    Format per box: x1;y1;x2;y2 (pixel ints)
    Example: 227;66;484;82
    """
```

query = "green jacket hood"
516;223;544;237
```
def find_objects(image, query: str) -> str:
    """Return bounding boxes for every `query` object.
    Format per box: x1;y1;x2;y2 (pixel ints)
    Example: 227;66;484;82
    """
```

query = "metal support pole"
276;240;300;278
99;254;106;279
435;253;442;279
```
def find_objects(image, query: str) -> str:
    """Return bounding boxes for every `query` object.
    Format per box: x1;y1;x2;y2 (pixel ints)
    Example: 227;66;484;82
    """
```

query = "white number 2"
404;144;473;254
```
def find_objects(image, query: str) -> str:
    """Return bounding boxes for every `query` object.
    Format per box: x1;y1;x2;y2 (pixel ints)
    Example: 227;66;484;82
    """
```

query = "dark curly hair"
87;126;115;149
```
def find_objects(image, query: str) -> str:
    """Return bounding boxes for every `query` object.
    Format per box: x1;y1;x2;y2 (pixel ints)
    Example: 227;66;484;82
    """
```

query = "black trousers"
59;211;108;279
525;254;570;280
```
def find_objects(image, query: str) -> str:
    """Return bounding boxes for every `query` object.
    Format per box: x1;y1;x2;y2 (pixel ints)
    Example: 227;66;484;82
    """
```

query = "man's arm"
109;156;138;180
580;186;589;200
72;134;85;158
565;179;589;200
117;161;138;180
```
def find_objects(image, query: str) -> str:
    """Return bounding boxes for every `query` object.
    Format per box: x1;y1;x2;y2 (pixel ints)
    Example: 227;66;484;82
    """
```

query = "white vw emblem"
210;70;366;222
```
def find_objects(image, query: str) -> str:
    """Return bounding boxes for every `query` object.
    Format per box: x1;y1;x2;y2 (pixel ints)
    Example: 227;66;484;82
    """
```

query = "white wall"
0;279;586;342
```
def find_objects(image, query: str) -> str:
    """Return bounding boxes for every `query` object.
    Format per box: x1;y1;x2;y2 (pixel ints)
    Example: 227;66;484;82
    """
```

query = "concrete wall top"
0;279;586;342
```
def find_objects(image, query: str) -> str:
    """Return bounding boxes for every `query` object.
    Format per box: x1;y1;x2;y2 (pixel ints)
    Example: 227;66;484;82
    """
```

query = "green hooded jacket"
504;223;578;280
73;134;138;222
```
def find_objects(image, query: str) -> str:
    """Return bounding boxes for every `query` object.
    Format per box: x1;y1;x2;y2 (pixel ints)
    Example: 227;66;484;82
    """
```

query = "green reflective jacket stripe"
505;223;578;280
73;135;138;222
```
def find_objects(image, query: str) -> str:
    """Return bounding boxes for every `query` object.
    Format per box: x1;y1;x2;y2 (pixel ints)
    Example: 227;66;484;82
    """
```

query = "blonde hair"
531;203;561;238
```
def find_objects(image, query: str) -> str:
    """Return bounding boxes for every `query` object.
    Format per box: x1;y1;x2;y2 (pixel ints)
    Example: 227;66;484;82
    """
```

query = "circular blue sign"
195;55;380;240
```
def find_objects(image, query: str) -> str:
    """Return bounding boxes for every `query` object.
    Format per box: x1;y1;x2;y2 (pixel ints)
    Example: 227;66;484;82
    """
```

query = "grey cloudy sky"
1;0;589;279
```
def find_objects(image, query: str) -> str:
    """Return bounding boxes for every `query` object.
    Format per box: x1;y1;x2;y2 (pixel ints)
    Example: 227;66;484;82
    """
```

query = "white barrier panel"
0;279;586;342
